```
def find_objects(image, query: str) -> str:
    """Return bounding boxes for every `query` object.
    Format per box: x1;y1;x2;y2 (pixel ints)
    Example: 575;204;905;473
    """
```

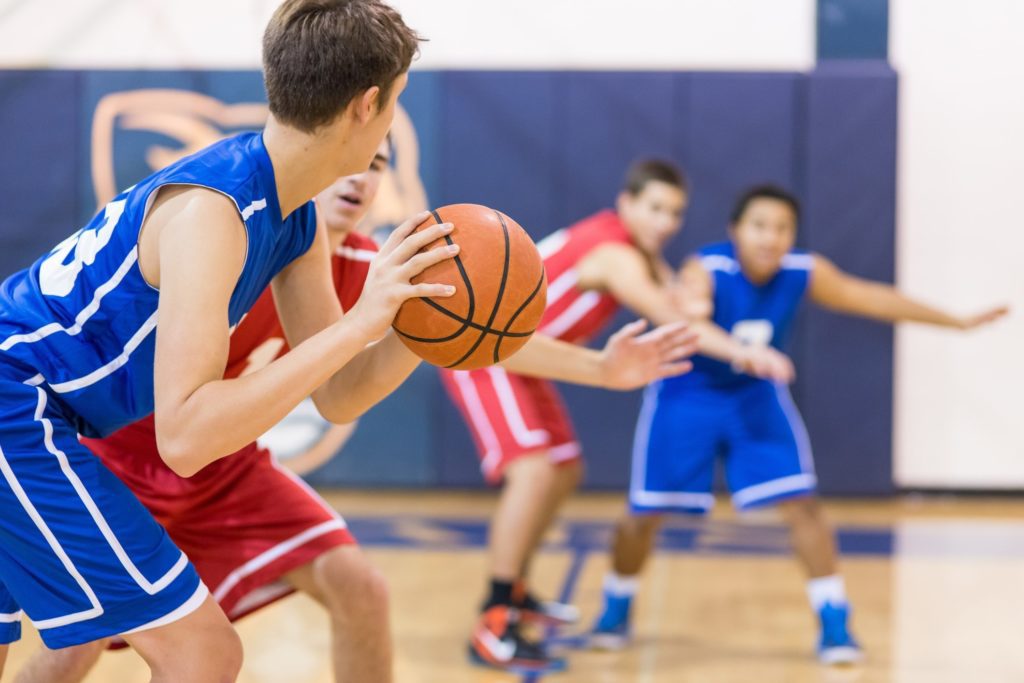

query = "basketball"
392;204;547;370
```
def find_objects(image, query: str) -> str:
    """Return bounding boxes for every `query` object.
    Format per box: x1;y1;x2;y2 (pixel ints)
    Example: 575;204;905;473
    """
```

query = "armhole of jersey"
802;253;816;298
135;182;250;294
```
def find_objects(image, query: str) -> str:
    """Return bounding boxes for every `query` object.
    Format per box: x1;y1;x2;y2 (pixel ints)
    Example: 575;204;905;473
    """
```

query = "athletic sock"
483;579;516;611
806;574;848;611
603;572;640;598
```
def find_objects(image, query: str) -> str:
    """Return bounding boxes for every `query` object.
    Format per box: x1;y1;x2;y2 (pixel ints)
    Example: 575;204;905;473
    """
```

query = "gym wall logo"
90;88;428;230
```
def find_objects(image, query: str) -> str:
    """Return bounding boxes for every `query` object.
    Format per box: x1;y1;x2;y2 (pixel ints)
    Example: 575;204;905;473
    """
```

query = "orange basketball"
392;204;547;370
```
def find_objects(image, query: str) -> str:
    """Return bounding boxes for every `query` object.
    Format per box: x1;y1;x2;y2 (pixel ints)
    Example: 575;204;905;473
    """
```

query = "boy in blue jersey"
591;185;1007;663
0;1;462;680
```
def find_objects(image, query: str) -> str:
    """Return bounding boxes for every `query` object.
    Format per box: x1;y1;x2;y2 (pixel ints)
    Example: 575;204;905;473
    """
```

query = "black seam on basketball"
433;208;476;327
418;298;533;337
392;208;479;343
443;210;511;369
492;270;546;363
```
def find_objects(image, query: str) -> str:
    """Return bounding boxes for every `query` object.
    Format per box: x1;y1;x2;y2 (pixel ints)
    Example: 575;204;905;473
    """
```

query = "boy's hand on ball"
347;212;458;342
598;320;699;390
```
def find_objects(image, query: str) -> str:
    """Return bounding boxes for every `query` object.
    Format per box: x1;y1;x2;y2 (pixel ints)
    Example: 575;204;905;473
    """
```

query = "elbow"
156;430;204;479
312;395;363;425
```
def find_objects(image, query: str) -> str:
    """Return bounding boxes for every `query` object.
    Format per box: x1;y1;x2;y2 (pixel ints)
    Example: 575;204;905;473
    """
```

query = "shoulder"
695;242;740;274
781;249;815;272
148;185;243;230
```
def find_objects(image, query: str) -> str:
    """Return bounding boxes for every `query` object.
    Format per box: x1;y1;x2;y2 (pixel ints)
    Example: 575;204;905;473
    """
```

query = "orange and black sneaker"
469;605;568;674
514;580;581;627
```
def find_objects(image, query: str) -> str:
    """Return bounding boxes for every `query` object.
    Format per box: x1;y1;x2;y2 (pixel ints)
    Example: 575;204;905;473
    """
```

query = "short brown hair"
263;0;423;132
622;159;688;196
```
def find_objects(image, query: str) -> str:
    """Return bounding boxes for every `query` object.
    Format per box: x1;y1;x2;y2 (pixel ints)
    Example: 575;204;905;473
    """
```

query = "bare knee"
314;547;389;621
625;513;663;537
129;602;243;682
778;496;828;527
12;638;109;683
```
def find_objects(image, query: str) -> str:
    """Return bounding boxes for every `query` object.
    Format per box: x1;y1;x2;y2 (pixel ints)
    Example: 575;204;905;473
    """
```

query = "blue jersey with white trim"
0;132;317;437
670;240;812;390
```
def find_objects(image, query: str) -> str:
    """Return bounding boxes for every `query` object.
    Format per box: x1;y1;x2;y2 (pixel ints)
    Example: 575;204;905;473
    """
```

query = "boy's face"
618;181;688;256
730;198;798;281
316;138;391;235
336;72;407;176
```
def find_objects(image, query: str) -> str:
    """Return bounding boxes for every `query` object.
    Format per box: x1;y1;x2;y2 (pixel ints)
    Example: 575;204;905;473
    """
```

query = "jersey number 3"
39;198;127;297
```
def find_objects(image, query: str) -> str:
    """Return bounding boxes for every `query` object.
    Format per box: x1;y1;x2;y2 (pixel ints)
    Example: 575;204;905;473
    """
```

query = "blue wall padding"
0;67;898;495
0;71;81;279
800;62;898;494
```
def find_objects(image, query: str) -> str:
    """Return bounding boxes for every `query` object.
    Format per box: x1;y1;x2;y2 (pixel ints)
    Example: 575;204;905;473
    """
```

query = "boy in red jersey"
16;144;696;682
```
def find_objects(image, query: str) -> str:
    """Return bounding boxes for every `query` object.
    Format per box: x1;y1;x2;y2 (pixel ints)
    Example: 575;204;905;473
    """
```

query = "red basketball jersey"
85;231;378;460
536;209;634;343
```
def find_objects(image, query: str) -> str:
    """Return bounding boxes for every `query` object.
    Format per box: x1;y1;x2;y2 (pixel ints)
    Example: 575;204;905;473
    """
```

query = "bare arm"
677;258;795;383
273;212;456;424
499;320;697;390
577;243;687;327
152;194;454;477
808;254;1008;329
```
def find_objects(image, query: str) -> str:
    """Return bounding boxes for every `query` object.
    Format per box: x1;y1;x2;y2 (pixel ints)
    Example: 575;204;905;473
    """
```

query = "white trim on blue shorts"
0;611;22;623
630;489;715;510
31;387;189;596
732;473;818;509
120;582;210;636
774;383;815;474
0;439;105;629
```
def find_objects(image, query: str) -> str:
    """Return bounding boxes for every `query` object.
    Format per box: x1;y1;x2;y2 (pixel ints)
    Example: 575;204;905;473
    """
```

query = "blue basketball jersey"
0;132;317;437
673;241;813;389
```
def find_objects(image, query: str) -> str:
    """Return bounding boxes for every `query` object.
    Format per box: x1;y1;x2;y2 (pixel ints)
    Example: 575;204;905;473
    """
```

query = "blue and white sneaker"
817;603;864;665
589;593;633;650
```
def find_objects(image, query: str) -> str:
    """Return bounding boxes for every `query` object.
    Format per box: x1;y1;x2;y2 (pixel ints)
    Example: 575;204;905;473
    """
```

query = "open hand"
957;305;1009;330
598;320;699;390
346;211;459;342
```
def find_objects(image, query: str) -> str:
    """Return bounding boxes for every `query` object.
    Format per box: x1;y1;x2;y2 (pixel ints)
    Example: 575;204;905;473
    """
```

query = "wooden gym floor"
6;492;1024;682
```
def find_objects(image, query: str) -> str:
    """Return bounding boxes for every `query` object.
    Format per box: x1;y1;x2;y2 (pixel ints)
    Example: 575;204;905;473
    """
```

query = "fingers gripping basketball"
392;204;547;370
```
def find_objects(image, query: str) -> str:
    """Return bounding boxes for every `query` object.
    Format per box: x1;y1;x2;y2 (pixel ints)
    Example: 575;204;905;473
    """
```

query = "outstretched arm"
499;320;697;390
577;243;686;327
808;255;1008;329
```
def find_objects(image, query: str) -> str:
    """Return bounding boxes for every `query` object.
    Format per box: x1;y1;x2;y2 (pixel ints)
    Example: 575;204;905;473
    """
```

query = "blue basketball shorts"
629;379;817;515
0;373;205;648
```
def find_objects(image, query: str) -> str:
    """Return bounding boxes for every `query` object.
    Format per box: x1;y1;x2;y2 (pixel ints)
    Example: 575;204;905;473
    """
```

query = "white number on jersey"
39;198;127;297
731;319;774;347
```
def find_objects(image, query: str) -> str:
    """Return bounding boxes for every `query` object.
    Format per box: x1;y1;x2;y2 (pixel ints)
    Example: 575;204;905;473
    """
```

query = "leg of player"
121;596;243;683
514;459;583;626
284;546;392;683
0;644;7;677
12;639;108;683
473;453;566;673
776;496;863;665
591;513;663;649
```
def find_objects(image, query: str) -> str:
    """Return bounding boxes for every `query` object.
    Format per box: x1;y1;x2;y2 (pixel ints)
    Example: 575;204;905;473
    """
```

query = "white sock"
806;574;848;611
604;572;639;598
